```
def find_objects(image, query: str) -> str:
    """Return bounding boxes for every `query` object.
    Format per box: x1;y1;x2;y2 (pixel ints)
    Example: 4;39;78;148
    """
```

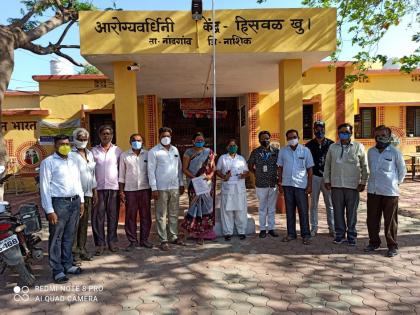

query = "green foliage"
78;64;102;74
8;1;96;32
258;0;420;83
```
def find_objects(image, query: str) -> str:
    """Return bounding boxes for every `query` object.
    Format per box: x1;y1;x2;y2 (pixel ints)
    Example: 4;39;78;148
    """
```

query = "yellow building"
2;8;420;192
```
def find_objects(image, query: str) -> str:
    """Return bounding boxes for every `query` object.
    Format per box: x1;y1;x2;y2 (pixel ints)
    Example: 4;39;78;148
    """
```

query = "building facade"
1;8;420;192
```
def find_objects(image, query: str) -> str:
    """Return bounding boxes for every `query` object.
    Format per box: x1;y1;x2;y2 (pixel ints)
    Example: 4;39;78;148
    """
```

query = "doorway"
88;113;116;146
162;98;240;157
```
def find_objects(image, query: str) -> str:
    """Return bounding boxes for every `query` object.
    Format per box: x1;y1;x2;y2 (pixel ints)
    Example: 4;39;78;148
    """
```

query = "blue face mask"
131;141;142;150
339;132;351;140
315;131;325;139
194;141;205;148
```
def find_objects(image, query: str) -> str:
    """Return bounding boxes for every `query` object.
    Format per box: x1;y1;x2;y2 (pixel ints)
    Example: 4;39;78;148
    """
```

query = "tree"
0;0;95;121
78;64;102;75
0;0;95;171
258;0;420;84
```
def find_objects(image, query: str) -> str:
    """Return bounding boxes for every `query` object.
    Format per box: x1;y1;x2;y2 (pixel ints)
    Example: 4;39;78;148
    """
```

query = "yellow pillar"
278;59;303;146
113;61;138;150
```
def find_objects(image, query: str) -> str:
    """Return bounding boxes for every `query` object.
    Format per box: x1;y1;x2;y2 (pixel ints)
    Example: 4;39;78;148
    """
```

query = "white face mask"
74;139;88;149
288;138;299;147
161;136;171;146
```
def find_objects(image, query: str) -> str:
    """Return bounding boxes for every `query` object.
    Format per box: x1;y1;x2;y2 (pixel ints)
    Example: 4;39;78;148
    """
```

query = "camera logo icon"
13;286;30;302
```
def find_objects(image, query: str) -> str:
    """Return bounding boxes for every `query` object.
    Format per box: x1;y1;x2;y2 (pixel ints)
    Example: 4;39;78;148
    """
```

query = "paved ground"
1;180;420;315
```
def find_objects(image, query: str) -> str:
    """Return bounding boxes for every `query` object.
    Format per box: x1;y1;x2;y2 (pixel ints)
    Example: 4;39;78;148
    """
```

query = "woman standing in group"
181;132;216;245
216;139;249;240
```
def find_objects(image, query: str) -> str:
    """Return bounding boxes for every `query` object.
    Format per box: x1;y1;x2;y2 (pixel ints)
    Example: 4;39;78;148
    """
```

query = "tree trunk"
0;26;15;172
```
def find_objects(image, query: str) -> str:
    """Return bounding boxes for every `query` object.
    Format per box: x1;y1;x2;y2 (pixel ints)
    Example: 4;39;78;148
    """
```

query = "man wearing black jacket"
305;121;335;237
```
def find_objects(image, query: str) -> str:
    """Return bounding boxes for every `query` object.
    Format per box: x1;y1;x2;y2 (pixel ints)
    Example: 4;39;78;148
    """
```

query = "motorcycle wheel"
14;262;35;286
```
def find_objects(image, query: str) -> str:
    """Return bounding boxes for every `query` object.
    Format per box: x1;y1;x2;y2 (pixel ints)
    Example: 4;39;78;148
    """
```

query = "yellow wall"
258;90;279;138
3;94;39;109
39;80;114;120
354;72;420;155
256;66;339;142
303;67;337;140
80;8;336;55
355;73;420;103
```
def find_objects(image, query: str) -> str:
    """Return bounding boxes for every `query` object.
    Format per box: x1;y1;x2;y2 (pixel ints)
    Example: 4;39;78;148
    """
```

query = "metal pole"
212;0;217;154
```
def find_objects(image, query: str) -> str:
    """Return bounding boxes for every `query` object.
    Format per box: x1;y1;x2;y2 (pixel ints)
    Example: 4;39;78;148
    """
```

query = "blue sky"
1;0;418;91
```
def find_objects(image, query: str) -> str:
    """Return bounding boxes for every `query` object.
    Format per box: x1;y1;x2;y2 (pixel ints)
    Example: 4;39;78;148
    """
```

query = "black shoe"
348;239;357;246
224;235;232;241
125;243;136;252
302;238;311;245
282;236;296;242
54;275;69;284
80;253;93;261
140;240;154;249
239;234;246;240
333;237;347;244
364;244;380;252
259;231;267;238
386;248;398;257
268;230;279;237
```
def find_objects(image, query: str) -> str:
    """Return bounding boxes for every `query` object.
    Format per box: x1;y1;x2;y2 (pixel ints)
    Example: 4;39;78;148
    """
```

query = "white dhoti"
220;182;248;235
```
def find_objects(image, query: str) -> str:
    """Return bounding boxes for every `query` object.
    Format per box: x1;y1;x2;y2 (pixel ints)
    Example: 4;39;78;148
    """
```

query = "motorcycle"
0;201;43;286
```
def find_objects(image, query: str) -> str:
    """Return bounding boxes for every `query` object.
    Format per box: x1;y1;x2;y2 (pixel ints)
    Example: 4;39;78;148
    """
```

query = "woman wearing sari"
181;132;216;245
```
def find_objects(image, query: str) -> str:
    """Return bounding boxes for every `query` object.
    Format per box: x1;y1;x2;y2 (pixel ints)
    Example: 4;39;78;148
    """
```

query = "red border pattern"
335;67;346;128
248;93;258;153
146;95;158;147
378;106;385;125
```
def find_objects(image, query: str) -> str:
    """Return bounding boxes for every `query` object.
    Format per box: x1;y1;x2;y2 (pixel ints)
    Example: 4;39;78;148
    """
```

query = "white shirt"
70;147;97;197
277;144;314;189
119;149;150;191
216;153;249;194
147;144;184;191
367;146;406;196
40;153;84;214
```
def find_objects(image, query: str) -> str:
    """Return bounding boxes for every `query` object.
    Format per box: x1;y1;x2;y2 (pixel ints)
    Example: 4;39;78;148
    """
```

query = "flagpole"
212;0;217;155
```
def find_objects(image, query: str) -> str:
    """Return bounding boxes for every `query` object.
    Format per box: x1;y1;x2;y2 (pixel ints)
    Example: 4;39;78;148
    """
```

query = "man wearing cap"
305;121;335;237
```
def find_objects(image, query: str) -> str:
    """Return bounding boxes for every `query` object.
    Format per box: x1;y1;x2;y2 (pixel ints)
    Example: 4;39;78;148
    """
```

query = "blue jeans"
49;196;80;277
331;188;359;241
283;186;311;239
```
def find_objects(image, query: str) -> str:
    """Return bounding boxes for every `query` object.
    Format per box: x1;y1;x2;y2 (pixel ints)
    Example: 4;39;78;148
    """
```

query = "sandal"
171;238;186;246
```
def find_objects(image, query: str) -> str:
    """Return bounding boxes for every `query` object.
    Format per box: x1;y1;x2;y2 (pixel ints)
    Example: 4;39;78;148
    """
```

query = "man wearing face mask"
70;128;97;264
366;125;406;257
324;123;369;246
305;121;335;238
248;131;279;238
91;125;122;255
277;130;314;245
148;127;185;251
119;133;153;251
40;134;84;283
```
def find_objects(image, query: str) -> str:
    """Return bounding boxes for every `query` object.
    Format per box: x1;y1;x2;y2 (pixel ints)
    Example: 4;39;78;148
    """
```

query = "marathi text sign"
80;8;336;54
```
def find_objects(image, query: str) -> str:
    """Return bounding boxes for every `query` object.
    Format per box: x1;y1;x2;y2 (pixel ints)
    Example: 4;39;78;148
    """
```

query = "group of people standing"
249;121;406;258
39;120;406;284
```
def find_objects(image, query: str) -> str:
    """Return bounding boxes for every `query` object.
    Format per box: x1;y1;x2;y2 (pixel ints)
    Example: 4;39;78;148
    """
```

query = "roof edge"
32;74;109;82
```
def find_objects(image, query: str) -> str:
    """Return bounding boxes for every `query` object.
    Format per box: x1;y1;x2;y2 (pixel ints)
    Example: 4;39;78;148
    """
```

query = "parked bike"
0;201;43;286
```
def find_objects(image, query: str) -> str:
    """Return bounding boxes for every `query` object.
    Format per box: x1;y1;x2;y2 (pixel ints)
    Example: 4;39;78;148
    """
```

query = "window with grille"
355;108;376;139
406;107;420;137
